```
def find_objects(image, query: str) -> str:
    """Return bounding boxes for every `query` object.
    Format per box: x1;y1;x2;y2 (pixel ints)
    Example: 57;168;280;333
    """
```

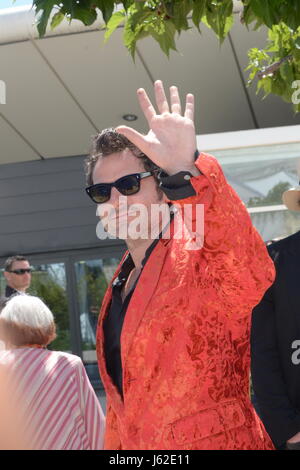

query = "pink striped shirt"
0;348;105;450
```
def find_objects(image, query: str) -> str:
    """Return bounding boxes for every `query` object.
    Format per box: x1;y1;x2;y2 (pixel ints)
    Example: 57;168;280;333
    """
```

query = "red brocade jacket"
96;152;275;450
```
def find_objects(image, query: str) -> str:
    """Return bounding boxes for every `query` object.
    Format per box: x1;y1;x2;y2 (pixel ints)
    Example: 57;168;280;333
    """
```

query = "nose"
109;186;121;206
96;187;127;219
111;187;130;216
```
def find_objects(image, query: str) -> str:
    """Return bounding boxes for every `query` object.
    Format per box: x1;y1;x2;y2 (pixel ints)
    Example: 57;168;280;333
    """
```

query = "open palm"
116;81;198;176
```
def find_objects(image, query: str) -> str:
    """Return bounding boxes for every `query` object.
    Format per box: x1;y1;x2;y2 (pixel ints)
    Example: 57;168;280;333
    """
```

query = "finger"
184;93;194;121
116;126;148;155
170;86;181;114
137;88;156;126
154;80;169;114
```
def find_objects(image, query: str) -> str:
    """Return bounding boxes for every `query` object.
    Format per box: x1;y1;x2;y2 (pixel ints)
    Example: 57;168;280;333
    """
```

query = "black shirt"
103;237;160;398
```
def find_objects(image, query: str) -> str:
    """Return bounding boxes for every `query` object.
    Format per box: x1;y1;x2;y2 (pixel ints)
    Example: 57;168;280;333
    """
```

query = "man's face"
92;149;168;240
4;260;31;292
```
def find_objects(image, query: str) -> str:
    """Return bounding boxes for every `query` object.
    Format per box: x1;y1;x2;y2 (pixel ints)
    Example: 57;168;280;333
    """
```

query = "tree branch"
257;54;293;79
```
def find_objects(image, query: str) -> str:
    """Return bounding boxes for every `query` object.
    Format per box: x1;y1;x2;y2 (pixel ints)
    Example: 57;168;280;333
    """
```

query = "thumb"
116;126;147;154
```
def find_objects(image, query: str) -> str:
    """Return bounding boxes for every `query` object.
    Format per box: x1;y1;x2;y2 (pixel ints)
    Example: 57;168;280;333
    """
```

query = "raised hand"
116;80;199;176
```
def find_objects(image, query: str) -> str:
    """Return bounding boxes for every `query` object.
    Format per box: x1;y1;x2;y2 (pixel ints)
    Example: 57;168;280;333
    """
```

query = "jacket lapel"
121;237;170;370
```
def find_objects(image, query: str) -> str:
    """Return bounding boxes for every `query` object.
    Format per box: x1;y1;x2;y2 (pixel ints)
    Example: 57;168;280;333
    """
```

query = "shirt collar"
112;207;174;288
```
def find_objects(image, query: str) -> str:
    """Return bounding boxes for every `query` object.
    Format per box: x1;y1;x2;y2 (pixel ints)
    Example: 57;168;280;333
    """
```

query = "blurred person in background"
251;174;300;450
3;255;32;298
0;295;29;449
0;294;105;450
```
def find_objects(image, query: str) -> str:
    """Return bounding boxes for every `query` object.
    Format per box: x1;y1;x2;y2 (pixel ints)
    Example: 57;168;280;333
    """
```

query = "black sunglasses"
8;268;32;275
85;172;153;204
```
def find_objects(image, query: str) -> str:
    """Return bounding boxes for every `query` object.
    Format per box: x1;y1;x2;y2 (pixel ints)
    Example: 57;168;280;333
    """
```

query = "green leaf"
249;0;279;29
271;75;286;96
223;13;234;38
122;0;134;11
163;20;178;55
127;7;153;31
104;10;126;42
72;6;97;26
248;68;258;81
50;11;65;30
192;0;206;31
205;0;233;43
242;4;257;26
294;49;300;61
172;0;192;32
293;102;300;113
280;60;294;83
261;77;272;99
35;1;57;37
93;0;115;24
150;20;177;57
256;79;265;94
123;16;138;58
283;1;300;32
252;18;264;31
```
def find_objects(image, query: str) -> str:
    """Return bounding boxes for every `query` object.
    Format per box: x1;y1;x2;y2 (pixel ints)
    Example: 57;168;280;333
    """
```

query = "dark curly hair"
84;128;162;194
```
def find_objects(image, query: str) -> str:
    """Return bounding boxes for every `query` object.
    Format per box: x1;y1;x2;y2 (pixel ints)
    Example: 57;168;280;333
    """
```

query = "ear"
3;271;10;282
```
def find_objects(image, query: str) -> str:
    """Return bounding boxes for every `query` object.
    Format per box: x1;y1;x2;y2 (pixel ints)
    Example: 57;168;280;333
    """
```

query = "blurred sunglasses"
85;172;153;204
8;268;32;275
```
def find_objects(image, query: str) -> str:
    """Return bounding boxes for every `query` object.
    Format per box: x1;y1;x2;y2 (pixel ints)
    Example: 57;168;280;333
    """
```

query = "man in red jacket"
85;80;275;450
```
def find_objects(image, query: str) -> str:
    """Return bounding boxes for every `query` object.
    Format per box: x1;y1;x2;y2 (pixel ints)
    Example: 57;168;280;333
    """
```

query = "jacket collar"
5;285;19;298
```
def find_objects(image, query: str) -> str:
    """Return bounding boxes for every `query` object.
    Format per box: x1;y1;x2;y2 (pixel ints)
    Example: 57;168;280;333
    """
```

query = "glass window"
214;142;300;241
74;257;121;390
28;263;71;352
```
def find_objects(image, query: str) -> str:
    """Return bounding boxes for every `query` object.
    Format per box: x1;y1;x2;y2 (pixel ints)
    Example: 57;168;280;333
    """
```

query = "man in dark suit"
3;255;32;298
251;183;300;450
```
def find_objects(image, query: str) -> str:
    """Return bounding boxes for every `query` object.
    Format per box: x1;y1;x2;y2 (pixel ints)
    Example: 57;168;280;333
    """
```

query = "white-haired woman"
0;294;105;450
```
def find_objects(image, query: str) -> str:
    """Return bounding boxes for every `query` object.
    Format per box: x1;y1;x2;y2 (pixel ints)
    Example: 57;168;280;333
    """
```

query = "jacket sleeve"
168;151;275;318
251;268;300;448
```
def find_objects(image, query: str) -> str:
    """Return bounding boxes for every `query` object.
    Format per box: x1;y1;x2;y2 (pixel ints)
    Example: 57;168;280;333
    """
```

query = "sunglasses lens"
117;175;140;196
86;174;143;204
13;269;31;275
89;186;110;203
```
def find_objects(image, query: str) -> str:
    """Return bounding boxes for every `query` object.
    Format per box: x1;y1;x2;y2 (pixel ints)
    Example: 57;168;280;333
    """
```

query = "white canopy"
0;4;299;165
